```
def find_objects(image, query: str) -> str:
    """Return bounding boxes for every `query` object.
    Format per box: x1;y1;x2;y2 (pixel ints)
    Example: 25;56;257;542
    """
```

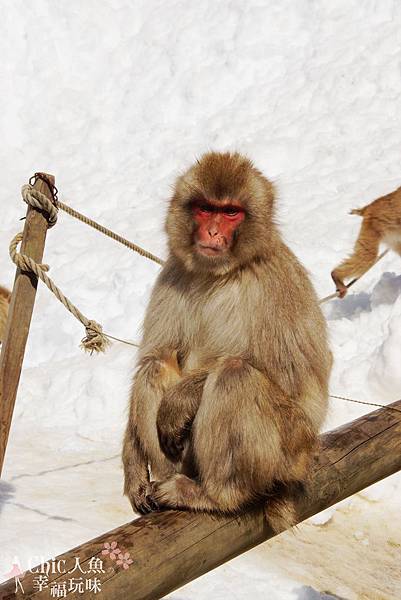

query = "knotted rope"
13;182;141;353
21;180;390;307
24;177;164;266
22;184;58;227
9;231;110;354
13;179;393;353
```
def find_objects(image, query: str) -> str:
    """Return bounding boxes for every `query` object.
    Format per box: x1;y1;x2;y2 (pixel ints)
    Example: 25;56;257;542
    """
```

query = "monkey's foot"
146;478;180;511
127;483;157;515
146;475;219;512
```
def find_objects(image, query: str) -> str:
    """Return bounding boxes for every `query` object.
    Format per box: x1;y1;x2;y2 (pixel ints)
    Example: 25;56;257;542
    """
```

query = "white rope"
12;185;140;352
15;182;393;352
10;231;111;354
21;184;58;227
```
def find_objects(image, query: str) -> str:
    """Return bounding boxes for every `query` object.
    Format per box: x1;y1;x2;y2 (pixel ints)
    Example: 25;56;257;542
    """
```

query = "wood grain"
0;174;55;475
1;399;400;599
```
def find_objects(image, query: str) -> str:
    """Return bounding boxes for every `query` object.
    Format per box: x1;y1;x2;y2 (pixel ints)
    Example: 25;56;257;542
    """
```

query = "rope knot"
81;320;111;354
21;184;58;228
9;232;109;354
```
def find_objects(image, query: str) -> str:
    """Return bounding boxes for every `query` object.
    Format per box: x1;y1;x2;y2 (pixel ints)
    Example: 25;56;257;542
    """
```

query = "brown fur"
331;187;401;297
0;285;11;344
123;152;332;532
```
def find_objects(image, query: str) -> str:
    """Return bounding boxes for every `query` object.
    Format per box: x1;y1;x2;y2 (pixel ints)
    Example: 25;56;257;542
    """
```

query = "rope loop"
9;232;110;354
9;232;50;273
21;184;58;228
12;177;391;353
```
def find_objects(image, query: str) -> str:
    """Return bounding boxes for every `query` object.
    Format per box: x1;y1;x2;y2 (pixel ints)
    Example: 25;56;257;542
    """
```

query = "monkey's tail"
264;481;305;534
349;207;367;217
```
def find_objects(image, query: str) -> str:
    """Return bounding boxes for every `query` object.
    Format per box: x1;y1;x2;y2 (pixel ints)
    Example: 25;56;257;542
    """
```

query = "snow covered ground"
1;1;401;598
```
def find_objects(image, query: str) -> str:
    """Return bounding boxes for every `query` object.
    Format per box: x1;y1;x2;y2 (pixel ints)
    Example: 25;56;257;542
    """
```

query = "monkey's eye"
223;207;240;216
198;204;214;214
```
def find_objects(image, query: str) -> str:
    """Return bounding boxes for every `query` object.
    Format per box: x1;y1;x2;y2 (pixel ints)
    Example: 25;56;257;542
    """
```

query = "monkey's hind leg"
148;358;314;533
331;220;380;297
147;473;220;512
147;474;307;533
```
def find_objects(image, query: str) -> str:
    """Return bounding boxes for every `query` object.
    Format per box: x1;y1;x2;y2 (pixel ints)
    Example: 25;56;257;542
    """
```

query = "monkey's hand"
336;285;348;299
157;387;191;463
331;271;348;299
157;371;206;462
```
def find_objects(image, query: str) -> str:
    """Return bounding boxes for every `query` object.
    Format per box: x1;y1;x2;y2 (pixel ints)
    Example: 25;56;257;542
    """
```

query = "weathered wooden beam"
0;174;55;475
1;399;401;599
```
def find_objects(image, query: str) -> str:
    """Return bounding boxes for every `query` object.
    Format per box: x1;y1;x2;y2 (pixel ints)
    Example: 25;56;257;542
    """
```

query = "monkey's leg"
147;470;308;532
331;220;380;297
123;351;182;513
148;358;317;531
147;474;218;511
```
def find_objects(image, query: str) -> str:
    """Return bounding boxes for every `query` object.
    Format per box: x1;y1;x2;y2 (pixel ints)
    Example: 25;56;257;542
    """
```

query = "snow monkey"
331;187;401;298
0;285;11;344
123;152;332;531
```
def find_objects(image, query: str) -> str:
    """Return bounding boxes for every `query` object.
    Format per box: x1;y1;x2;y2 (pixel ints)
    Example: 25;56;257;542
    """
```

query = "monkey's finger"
130;493;154;515
136;503;152;515
145;494;160;512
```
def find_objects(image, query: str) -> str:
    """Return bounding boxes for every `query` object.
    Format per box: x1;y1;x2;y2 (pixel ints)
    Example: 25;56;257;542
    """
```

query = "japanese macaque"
0;285;11;344
123;152;332;531
331;187;401;298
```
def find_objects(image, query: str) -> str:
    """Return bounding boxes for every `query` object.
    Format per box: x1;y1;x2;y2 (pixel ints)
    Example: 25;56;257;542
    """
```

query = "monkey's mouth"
196;243;227;257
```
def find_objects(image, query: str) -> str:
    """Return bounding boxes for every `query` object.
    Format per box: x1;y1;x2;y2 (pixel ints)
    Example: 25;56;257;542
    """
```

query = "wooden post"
1;399;400;600
0;174;55;475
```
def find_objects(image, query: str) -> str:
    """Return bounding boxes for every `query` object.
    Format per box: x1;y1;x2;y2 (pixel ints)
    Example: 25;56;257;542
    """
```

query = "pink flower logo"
102;541;121;561
116;552;133;570
102;541;133;570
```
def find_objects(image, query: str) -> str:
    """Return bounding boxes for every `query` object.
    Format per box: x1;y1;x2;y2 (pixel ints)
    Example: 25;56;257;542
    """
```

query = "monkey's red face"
192;199;245;257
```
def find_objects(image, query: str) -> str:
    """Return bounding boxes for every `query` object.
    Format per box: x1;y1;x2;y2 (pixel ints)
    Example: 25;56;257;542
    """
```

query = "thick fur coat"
123;152;332;530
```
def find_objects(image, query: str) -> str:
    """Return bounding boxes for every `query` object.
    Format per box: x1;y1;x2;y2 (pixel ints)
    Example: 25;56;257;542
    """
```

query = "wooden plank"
1;399;400;599
0;174;55;475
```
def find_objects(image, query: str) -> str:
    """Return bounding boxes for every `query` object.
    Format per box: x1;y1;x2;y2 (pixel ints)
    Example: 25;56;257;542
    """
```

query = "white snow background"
1;1;401;598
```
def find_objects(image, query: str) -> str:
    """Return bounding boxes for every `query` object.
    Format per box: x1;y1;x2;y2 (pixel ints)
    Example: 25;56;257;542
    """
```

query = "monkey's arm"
122;421;152;514
331;220;381;298
157;370;207;462
123;351;182;513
